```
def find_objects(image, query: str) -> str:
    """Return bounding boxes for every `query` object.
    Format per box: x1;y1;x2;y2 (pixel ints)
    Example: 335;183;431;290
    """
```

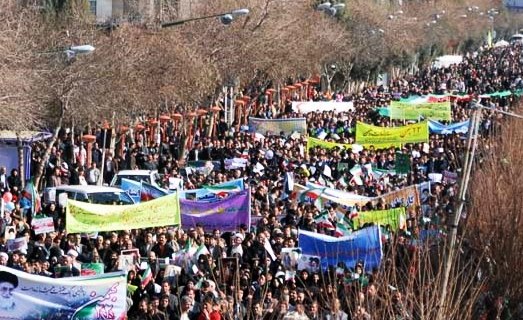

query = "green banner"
66;193;180;233
353;207;406;231
389;101;451;121
480;90;513;98
355;121;429;148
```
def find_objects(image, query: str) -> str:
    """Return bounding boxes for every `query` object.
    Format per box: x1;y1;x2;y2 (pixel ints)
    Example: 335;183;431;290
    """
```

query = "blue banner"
298;225;383;272
180;179;245;200
141;182;168;202
428;119;469;134
121;178;142;203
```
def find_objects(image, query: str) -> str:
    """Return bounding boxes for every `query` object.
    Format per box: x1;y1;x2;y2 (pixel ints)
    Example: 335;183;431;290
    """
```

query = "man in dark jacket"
6;169;21;190
151;233;175;259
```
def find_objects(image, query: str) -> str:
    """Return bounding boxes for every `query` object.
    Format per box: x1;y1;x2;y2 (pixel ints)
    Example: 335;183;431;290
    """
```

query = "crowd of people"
1;42;522;320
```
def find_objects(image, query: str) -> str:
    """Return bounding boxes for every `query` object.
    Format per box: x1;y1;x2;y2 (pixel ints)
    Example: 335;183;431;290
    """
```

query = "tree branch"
251;0;272;32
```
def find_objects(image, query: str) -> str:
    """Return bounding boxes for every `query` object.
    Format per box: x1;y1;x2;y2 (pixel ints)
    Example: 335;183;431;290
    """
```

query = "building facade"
88;0;202;22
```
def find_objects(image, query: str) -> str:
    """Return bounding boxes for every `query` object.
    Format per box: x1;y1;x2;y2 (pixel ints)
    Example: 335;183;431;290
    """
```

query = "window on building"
89;0;96;15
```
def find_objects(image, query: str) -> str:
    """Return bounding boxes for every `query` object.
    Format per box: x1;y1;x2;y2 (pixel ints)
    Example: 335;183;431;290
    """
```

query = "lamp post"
487;8;499;47
67;44;96;54
63;44;96;60
317;2;346;17
162;8;249;28
38;44;96;59
33;44;95;191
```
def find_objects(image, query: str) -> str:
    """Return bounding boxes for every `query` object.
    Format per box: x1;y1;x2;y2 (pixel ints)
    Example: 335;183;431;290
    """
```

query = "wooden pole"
71;120;76;165
109;112;116;158
17;135;25;189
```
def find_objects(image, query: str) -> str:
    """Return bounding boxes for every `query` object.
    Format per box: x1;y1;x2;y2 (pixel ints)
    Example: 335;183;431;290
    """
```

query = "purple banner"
180;190;251;231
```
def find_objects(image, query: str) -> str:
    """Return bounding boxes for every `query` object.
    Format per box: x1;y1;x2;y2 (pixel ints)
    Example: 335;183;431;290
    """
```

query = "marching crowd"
1;42;522;320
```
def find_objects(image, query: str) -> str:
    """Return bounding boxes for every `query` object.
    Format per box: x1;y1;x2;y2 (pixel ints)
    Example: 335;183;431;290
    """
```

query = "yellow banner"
353;207;406;231
355;121;429;148
66;193;180;233
390;101;451;121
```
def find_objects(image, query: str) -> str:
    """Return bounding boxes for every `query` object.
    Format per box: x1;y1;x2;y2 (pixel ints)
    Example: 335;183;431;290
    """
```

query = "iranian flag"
349;207;359;219
350;165;364;186
401;94;449;104
193;243;210;262
141;265;153;287
336;210;354;226
173;239;194;266
314;212;335;230
299;186;326;209
24;179;41;215
450;94;471;102
186;239;198;258
203;185;242;198
426;94;450;103
333;222;352;237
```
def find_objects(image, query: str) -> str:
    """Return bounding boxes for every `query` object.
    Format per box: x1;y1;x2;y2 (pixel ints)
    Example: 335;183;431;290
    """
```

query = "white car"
110;169;163;189
510;34;523;45
44;185;135;207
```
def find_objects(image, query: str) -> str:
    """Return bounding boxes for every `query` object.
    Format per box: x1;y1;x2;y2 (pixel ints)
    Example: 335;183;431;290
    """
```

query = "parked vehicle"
110;170;162;189
510;33;523;44
44;185;135;207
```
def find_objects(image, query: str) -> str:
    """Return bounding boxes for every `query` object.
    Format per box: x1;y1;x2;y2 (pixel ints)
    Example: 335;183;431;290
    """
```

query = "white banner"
248;117;307;135
224;158;248;170
291;101;354;114
7;237;27;253
0;266;127;319
31;217;55;235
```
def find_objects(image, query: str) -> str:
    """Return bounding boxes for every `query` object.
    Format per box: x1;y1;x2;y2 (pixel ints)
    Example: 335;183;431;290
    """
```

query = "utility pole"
109;112;116;158
437;101;523;318
438;104;480;317
98;119;111;186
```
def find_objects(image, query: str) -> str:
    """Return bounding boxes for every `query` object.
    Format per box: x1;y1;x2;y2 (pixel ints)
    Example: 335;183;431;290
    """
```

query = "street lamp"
69;45;95;54
317;2;346;16
64;44;96;59
33;42;96;190
39;44;95;59
487;8;499;16
468;6;480;12
161;8;250;28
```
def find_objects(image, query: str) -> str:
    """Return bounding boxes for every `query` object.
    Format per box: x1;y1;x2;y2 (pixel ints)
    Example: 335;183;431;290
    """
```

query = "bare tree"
169;0;350;91
0;1;48;131
467;106;523;311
